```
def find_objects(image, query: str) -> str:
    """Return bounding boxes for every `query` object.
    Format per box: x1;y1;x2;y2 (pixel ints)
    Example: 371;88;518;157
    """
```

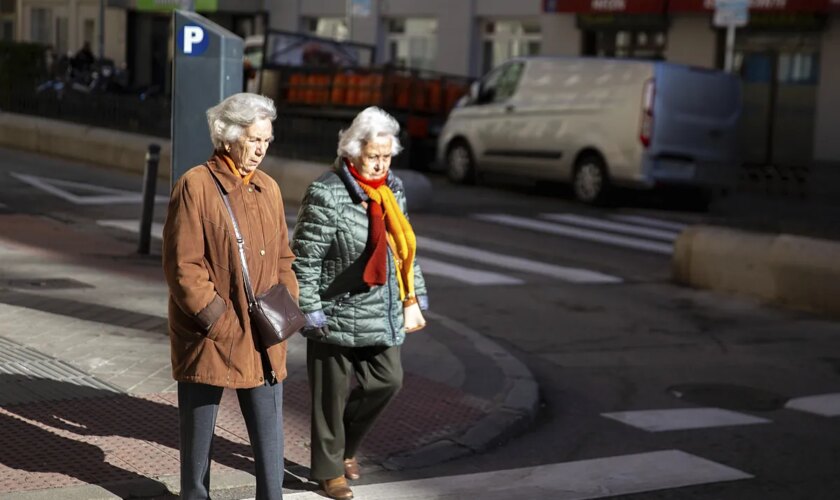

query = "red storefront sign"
668;0;833;11
543;0;667;13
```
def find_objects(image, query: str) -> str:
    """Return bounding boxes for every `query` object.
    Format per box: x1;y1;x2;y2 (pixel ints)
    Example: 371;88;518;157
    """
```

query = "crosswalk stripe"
785;393;840;417
602;408;771;432
278;450;751;500
473;214;673;255
541;213;679;241
420;257;525;285
610;214;689;232
417;236;622;284
96;219;621;285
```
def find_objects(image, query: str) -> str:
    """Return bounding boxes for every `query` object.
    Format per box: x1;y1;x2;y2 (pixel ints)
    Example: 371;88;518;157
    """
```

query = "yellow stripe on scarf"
358;183;416;301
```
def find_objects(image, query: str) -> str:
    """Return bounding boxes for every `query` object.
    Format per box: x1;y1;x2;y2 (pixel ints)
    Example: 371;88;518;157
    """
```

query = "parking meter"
171;10;243;185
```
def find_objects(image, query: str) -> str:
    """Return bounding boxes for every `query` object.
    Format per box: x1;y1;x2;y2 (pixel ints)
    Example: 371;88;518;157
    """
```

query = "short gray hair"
206;93;277;149
337;106;403;160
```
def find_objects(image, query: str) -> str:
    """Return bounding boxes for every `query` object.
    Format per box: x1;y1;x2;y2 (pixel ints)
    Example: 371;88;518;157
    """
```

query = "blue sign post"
171;11;244;185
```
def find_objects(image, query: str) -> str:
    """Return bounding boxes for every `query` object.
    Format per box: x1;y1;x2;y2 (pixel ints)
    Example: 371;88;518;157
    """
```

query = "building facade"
270;0;839;171
10;0;840;166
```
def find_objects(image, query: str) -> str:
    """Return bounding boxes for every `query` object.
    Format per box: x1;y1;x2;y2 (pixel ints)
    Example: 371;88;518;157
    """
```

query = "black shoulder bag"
210;170;305;347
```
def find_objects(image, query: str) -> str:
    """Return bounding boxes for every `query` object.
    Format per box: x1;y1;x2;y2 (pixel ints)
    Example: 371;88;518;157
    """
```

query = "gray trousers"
307;340;403;480
178;381;284;500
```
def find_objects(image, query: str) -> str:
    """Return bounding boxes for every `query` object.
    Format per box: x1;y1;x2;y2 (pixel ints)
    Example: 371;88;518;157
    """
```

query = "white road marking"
785;393;840;417
610;214;689;232
11;172;168;205
541;213;679;241
277;450;751;500
419;257;524;286
417;236;622;284
98;220;164;240
474;214;673;255
602;408;771;432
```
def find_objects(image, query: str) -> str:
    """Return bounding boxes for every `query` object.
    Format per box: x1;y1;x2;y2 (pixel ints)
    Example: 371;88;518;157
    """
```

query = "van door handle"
505;104;515;113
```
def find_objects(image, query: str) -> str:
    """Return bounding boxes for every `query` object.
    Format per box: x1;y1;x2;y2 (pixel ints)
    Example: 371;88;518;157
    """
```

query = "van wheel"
573;155;611;205
446;141;476;185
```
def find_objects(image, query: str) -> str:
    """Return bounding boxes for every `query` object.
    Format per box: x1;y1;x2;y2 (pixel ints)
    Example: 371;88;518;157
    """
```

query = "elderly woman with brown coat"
162;92;297;500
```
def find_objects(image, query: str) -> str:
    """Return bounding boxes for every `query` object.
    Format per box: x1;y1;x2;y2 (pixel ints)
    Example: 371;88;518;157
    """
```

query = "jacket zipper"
386;248;397;343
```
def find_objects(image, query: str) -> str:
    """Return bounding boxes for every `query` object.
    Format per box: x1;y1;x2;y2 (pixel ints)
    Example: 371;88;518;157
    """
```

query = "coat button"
248;187;253;193
260;249;265;256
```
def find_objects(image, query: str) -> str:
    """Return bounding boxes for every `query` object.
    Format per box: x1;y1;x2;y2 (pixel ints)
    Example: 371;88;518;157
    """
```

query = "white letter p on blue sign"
183;26;205;54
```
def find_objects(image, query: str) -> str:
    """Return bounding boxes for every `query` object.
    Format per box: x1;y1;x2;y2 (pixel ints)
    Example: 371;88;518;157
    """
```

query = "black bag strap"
208;167;258;311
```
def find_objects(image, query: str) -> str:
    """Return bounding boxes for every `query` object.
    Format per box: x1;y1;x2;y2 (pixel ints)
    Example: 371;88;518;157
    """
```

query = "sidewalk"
0;213;537;499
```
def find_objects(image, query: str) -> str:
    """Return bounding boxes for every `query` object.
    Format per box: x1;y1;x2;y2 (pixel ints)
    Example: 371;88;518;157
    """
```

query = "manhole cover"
4;278;94;290
667;383;788;411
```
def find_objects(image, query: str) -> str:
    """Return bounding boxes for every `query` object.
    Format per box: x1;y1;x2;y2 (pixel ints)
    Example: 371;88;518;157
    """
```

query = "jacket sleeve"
162;174;224;330
274;183;299;301
397;188;429;310
291;182;338;316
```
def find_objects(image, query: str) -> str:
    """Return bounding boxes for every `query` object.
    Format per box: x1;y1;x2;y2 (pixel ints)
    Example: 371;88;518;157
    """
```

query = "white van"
437;57;742;205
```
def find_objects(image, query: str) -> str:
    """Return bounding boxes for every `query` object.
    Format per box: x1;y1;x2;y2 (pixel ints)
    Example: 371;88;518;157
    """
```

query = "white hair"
337;106;403;160
206;93;277;150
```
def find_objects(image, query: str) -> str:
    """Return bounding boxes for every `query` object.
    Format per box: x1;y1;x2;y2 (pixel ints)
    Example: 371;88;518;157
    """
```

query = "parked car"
438;56;742;205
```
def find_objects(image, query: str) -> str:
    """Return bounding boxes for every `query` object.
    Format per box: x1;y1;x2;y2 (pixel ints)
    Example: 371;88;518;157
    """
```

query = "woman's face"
355;135;393;181
227;118;273;175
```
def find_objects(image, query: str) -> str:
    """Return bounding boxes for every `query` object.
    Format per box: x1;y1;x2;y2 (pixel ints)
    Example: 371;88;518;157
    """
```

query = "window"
0;0;14;14
477;61;524;105
83;18;95;45
55;16;68;54
482;20;541;74
303;17;348;41
0;19;12;41
30;8;51;45
387;18;437;71
584;29;667;59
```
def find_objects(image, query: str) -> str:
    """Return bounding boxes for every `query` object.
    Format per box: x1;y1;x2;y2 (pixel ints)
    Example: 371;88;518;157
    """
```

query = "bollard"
138;143;161;255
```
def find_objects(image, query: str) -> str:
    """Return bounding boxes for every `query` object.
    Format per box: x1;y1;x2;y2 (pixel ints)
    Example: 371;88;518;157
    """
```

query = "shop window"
304;17;348;41
584;29;667;60
387;18;437;71
482;20;541;74
30;7;51;45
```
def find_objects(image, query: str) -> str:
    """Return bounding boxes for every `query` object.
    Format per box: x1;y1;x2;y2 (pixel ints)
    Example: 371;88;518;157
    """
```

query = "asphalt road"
2;147;839;499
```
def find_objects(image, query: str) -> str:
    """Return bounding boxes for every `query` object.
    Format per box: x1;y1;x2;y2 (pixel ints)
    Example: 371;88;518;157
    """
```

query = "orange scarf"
221;153;256;185
348;163;417;301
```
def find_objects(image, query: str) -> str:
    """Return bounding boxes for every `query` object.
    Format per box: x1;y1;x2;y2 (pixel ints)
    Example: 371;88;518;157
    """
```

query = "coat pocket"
205;300;239;343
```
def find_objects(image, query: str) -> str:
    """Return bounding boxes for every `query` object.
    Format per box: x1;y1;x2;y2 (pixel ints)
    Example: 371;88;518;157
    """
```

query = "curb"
0;112;434;211
673;224;840;317
382;311;539;471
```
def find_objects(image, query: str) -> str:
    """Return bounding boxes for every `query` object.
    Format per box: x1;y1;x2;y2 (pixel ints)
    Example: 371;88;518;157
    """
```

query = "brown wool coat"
162;154;299;388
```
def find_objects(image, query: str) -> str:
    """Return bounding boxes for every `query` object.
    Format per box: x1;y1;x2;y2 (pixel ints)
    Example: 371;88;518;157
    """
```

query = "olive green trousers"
306;339;403;480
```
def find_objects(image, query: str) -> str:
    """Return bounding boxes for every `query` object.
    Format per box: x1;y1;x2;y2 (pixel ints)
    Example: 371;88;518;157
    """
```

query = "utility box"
171;10;243;185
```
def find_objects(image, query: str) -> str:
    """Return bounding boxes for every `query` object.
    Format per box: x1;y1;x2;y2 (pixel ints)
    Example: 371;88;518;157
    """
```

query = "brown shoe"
321;476;353;499
343;457;361;480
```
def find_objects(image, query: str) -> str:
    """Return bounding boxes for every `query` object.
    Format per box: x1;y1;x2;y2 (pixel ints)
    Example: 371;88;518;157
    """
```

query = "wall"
664;14;716;68
813;15;840;163
539;13;580;57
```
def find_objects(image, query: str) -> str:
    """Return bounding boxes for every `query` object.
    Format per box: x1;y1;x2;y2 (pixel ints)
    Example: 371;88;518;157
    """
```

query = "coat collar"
206;152;267;193
334;157;399;205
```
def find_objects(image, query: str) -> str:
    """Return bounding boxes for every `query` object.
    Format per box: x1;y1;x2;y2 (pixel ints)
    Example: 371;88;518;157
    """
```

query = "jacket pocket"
206;300;238;342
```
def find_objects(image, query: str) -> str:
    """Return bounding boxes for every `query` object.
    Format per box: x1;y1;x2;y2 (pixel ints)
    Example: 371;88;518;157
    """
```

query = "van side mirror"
469;81;479;101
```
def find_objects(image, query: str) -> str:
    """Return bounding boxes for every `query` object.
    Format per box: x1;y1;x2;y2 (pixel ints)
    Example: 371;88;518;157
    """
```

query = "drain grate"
667;383;788;412
4;278;94;290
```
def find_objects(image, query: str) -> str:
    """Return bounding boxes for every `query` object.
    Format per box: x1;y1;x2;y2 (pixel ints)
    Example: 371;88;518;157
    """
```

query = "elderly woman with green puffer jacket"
291;106;428;500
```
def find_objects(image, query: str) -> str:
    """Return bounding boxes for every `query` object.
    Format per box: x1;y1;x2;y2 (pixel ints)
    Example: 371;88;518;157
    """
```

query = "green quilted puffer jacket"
291;159;428;347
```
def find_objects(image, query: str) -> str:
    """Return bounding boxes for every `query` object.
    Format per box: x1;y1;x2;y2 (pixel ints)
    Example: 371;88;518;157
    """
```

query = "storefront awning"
668;0;834;12
543;0;667;14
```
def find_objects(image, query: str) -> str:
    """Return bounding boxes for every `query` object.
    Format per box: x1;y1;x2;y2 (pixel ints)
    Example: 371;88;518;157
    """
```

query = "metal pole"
724;25;736;73
98;0;105;60
138;144;161;255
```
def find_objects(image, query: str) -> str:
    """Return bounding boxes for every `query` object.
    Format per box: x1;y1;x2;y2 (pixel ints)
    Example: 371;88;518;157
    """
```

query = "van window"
477;61;524;105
